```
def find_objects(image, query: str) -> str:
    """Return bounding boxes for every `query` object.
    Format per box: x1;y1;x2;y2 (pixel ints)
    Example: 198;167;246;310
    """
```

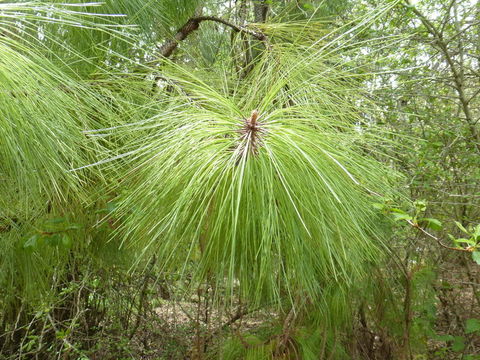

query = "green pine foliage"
3;1;447;359
108;53;398;309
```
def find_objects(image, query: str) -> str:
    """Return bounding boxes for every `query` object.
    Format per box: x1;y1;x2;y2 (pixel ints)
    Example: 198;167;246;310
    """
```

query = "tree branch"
158;16;268;59
439;0;456;35
203;306;253;345
405;2;480;153
407;219;473;253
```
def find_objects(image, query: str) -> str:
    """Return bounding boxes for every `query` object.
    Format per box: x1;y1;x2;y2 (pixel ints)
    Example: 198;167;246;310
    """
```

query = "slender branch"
439;0;456;35
407;219;472;252
275;308;296;356
405;2;480;153
444;20;480;44
46;313;77;354
158;16;268;59
128;256;156;340
467;87;480;104
195;16;267;41
203;306;253;345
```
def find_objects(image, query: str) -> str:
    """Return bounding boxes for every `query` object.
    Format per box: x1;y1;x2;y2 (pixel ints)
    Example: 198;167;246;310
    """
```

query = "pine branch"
158;16;268;58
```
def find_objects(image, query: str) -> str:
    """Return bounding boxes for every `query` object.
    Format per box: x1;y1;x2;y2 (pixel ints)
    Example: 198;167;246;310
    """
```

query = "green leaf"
45;234;62;247
61;234;72;249
65;224;82;230
23;234;39;249
372;202;385;210
472;252;480;265
392;213;412;222
455;221;468;234
420;218;442;230
454;238;476;246
464;355;480;360
473;224;480;241
435;334;454;342
302;3;314;10
451;336;465;352
106;202;117;213
413;200;427;212
465;318;480;334
44;217;66;224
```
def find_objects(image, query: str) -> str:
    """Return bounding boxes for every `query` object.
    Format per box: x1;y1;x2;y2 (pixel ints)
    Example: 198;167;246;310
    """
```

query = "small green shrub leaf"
473;224;480;241
45;217;66;224
45;234;62;247
420;218;442;230
472;252;480;265
392;213;412;222
465;318;480;334
451;336;465;352
455;238;476;246
454;221;468;234
62;234;72;249
435;334;454;342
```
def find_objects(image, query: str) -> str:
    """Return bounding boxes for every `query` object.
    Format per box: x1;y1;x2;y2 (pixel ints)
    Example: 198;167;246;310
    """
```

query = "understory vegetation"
0;0;479;359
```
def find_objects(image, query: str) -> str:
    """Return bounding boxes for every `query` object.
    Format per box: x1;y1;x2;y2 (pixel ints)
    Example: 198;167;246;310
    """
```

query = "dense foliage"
0;1;479;359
